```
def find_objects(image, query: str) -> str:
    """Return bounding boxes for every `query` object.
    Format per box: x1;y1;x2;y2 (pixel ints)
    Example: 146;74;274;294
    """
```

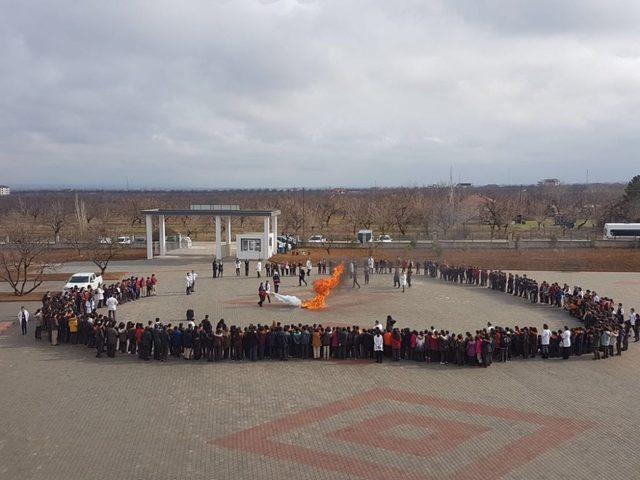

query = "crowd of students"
26;259;638;366
27;274;157;345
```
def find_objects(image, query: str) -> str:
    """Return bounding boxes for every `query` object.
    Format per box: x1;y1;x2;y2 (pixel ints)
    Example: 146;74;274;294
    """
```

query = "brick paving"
1;258;640;479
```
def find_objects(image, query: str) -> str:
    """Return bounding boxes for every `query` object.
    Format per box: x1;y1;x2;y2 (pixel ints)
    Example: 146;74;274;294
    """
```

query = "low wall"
300;238;640;250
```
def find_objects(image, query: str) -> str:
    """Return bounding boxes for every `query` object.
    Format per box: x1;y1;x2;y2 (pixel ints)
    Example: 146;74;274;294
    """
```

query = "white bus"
604;223;640;238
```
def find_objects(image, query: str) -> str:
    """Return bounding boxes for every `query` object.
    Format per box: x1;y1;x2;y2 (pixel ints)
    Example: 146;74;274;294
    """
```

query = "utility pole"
302;187;305;243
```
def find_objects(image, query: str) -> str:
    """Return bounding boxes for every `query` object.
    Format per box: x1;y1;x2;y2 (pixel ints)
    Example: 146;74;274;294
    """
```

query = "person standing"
235;258;241;276
190;270;198;292
212;260;218;278
629;308;639;342
306;259;312;276
185;272;192;295
34;309;43;340
312;329;322;359
256;260;262;278
105;295;118;321
258;283;266;307
264;281;272;303
373;330;384;363
561;326;571;360
393;267;400;288
105;323;118;358
96;285;105;308
150;274;158;295
18;306;29;335
299;268;307;286
50;315;59;346
117;322;128;354
541;324;551;359
352;265;361;289
273;272;281;293
244;259;250;276
400;270;407;293
95;322;105;358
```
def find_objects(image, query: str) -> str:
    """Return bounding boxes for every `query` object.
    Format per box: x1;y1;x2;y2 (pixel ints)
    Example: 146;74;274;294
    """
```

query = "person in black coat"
274;327;287;361
105;323;118;358
95;323;105;358
183;326;193;359
160;326;170;361
140;327;152;360
192;327;202;360
152;327;162;360
245;327;258;361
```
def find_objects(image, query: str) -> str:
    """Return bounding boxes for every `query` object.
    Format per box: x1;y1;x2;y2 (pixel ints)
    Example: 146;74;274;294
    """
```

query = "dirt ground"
273;247;640;272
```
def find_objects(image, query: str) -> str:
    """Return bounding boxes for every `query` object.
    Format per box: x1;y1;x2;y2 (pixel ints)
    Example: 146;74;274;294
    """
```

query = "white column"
159;215;166;256
226;217;232;244
263;216;270;259
215;215;222;259
145;214;153;260
272;215;278;251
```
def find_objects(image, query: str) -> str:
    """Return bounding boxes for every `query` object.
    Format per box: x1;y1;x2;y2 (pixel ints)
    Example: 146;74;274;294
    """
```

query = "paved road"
1;258;639;479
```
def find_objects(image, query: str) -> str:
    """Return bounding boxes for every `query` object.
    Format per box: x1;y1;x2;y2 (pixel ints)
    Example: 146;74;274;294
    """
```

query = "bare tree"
389;189;417;237
86;226;123;275
74;194;88;235
430;188;458;239
45;201;67;243
0;217;53;296
481;196;509;239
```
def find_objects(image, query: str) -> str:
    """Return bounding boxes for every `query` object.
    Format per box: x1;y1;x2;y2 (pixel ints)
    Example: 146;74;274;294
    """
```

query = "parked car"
117;236;132;245
98;237;112;244
376;234;393;243
63;272;103;292
277;235;298;247
307;234;327;243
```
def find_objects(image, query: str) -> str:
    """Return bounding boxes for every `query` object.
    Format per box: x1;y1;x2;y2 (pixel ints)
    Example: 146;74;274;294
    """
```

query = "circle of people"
19;258;638;366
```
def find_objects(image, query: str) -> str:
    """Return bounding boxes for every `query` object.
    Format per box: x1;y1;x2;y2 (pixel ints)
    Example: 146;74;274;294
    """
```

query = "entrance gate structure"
141;205;280;260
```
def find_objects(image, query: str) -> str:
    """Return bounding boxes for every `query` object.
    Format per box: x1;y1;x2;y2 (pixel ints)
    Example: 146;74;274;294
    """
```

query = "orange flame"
302;264;345;310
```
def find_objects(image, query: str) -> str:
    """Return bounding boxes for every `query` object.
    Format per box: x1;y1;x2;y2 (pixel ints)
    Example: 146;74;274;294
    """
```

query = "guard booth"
141;205;280;260
235;232;275;260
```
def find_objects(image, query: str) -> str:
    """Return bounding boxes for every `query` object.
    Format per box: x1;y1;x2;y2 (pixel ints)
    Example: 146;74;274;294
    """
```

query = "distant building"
456;182;472;189
0;185;9;195
538;178;560;187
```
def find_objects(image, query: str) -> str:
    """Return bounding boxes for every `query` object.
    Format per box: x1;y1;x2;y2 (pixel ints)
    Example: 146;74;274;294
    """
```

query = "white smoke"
273;293;302;307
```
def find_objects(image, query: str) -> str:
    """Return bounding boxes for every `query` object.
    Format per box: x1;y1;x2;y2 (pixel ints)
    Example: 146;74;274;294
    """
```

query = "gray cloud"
0;0;639;188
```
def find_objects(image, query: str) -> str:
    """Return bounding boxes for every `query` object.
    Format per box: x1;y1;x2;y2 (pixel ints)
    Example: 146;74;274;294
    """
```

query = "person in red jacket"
391;329;402;361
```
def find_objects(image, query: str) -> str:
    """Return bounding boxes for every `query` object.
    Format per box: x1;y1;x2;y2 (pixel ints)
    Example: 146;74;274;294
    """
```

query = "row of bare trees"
0;183;629;244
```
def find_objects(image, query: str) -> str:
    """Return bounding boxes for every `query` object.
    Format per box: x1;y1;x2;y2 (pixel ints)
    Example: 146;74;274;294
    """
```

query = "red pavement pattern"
0;321;13;335
213;388;591;480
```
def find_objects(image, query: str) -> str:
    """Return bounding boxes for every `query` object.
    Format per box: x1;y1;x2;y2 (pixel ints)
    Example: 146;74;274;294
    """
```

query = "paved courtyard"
1;257;639;479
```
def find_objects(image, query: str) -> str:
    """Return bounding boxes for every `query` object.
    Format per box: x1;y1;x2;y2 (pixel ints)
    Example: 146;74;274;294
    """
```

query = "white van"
604;223;640;238
357;230;373;243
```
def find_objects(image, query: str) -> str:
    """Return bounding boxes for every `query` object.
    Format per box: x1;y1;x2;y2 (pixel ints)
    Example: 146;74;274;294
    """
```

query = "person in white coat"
18;306;29;335
374;331;384;363
185;272;193;295
264;280;272;304
105;295;118;321
95;286;104;308
561;326;571;360
190;270;198;293
256;261;262;278
400;271;408;293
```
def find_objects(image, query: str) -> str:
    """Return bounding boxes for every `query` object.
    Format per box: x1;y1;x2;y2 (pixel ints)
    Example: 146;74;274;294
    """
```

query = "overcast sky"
1;1;639;189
